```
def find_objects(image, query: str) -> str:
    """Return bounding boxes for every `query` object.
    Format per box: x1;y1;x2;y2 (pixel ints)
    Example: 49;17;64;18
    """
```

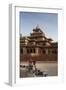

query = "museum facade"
20;26;58;61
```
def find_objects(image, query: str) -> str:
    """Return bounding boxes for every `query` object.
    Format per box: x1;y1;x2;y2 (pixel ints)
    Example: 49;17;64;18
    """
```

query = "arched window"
33;48;35;53
52;50;57;54
27;48;35;53
20;48;23;54
30;48;32;53
27;48;30;53
42;50;45;54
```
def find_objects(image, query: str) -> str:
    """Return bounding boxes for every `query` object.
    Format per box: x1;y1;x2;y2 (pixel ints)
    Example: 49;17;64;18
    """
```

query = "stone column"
46;49;48;54
36;48;39;55
23;47;26;54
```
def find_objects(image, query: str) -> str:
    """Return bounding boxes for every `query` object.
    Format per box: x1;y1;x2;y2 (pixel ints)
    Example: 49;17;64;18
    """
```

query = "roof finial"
36;24;40;29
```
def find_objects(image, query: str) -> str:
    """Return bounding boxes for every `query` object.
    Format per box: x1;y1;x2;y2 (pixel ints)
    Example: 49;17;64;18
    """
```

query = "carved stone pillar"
46;49;48;54
23;47;26;54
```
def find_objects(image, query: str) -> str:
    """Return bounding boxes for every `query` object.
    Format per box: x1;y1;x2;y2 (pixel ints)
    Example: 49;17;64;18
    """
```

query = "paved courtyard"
20;61;58;78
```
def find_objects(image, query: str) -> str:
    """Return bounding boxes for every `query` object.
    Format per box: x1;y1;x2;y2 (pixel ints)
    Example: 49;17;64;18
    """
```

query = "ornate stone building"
20;26;58;61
